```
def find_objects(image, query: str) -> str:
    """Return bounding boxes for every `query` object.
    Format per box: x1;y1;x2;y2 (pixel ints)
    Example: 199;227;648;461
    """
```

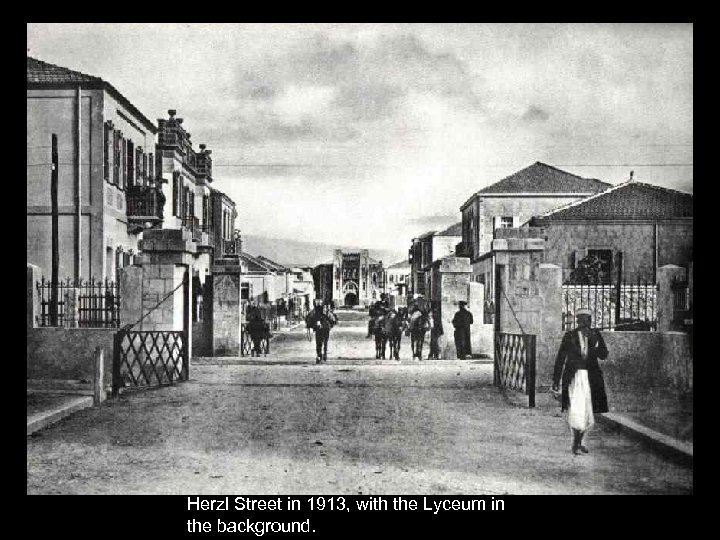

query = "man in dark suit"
552;308;610;455
452;301;474;359
306;300;337;364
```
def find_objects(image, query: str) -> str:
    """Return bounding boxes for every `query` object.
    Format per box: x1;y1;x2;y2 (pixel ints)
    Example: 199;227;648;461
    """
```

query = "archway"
344;293;358;307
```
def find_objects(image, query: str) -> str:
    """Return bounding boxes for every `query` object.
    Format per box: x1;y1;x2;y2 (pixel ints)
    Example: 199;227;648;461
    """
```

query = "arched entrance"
344;292;358;306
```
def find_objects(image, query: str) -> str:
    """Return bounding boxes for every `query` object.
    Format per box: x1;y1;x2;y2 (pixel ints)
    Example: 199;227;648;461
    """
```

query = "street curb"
598;412;693;468
27;395;94;436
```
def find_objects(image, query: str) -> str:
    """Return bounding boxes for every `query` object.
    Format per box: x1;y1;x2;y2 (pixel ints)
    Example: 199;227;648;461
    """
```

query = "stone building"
384;260;410;305
408;222;462;298
530;179;693;283
27;56;159;282
313;250;385;307
458;162;610;292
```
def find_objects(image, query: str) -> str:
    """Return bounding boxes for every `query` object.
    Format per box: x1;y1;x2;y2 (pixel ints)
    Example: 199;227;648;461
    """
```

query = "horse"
247;308;270;357
409;309;431;360
385;308;407;360
372;313;388;359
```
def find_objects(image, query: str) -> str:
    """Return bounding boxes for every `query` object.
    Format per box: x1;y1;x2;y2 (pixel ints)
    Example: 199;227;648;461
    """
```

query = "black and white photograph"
27;23;692;498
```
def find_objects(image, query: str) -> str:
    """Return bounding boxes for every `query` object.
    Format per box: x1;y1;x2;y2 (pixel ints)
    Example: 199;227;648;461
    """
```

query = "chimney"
629;170;635;182
168;109;176;118
199;144;206;151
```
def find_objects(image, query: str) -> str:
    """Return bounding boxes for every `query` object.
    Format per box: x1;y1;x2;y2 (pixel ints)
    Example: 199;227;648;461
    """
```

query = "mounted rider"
367;293;390;338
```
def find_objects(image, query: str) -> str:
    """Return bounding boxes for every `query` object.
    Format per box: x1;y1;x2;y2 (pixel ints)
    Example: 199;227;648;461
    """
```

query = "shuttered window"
103;122;111;182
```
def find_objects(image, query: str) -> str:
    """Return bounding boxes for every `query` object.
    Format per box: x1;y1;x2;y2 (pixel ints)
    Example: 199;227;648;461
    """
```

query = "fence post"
111;332;122;398
94;346;106;404
182;330;189;381
614;252;623;327
527;335;536;408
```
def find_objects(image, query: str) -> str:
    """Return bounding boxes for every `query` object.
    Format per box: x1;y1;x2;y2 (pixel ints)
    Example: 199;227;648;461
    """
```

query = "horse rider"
367;294;389;338
306;300;337;364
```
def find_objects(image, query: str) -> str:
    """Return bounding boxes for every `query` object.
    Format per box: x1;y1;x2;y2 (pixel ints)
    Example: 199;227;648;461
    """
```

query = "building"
312;250;385;308
27;56;160;282
530;178;693;283
384;260;410;306
408;222;462;298
458;161;610;291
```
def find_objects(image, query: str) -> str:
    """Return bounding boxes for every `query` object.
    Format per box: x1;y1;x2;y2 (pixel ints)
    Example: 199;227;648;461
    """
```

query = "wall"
27;327;114;387
473;195;587;259
543;220;693;282
193;320;212;357
432;235;460;262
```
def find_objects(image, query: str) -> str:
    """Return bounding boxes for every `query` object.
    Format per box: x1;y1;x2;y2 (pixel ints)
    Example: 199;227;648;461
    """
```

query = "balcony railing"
126;186;164;230
182;216;202;242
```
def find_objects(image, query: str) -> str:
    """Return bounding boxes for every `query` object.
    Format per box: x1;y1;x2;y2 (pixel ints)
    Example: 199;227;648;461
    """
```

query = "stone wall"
192;320;212;357
542;221;693;282
27;327;114;387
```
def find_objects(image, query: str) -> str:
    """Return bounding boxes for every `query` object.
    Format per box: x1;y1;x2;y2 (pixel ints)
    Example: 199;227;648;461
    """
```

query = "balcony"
199;222;215;249
182;215;202;242
126;186;164;234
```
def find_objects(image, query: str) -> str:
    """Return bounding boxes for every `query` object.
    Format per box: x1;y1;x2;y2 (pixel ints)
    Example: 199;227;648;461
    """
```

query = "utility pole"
50;133;59;326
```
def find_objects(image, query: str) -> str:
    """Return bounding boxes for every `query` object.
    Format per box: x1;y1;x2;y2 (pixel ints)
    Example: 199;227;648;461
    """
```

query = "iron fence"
36;277;120;328
562;279;657;331
494;332;536;408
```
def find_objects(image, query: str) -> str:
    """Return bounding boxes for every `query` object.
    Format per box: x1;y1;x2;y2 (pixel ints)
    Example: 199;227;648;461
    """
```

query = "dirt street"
27;310;692;494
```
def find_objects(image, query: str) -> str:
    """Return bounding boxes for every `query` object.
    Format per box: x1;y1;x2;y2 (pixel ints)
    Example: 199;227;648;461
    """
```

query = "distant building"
384;260;410;305
408;222;462;298
458;162;610;291
312;250;385;308
530;179;693;283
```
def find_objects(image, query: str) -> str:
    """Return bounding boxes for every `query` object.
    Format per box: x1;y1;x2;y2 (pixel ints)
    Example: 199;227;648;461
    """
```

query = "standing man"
452;301;473;359
552;308;610;455
428;303;443;359
306;300;337;364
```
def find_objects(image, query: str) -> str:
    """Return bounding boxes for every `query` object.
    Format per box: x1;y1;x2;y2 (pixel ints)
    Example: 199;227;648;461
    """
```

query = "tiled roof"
27;56;103;85
27;57;157;133
388;259;410;269
533;181;693;221
437;222;462;236
474;162;610;196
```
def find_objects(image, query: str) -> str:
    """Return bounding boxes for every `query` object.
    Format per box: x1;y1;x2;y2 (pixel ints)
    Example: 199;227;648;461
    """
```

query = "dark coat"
552;329;609;413
452;309;473;329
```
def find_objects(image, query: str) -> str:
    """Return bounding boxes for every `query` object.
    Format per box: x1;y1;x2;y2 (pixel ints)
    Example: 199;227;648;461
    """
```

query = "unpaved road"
27;311;692;494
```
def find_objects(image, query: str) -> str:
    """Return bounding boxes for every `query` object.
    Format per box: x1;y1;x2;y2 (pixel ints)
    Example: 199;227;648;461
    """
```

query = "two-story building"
27;56;161;283
458;162;610;291
408;222;462;298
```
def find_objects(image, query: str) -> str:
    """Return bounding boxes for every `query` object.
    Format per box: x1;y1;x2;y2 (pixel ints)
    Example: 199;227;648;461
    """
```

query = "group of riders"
247;293;474;363
365;294;443;361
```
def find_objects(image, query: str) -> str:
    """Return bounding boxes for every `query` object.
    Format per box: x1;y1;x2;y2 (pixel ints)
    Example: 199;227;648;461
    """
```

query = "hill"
241;234;406;268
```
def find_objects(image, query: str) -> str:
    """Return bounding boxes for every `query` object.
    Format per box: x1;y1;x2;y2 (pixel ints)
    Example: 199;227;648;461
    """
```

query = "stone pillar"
657;264;687;332
212;260;243;356
27;263;42;329
119;266;143;328
62;287;80;328
432;256;472;359
536;264;563;386
468;281;493;357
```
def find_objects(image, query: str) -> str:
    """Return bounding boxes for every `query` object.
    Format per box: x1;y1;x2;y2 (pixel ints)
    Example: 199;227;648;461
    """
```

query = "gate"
112;330;188;396
111;269;189;396
494;333;537;408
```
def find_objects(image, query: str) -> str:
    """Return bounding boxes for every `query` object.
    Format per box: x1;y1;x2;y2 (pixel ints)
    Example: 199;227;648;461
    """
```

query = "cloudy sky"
27;23;693;253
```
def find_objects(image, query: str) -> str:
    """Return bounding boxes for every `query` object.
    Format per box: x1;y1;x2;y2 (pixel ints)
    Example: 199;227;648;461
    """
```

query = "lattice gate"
112;330;188;396
494;332;537;408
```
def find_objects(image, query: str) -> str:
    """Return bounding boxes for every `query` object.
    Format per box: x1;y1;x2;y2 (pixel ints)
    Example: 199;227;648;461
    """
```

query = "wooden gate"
112;330;188;396
494;332;536;408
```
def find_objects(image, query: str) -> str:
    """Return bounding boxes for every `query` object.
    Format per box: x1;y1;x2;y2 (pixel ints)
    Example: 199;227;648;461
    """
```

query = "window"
499;216;514;228
148;153;154;184
172;172;181;217
126;140;134;188
113;130;121;187
587;249;613;283
103;122;111;182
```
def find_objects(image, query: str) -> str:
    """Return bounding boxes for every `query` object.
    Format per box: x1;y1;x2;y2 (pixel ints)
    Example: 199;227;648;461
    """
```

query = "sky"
27;23;693;254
